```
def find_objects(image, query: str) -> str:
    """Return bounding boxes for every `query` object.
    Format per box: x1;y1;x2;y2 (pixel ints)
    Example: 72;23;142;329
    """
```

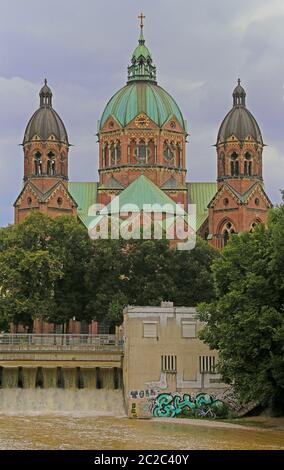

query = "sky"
0;0;283;227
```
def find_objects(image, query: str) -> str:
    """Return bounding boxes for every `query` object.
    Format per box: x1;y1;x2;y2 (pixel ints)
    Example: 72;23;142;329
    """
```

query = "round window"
57;197;63;206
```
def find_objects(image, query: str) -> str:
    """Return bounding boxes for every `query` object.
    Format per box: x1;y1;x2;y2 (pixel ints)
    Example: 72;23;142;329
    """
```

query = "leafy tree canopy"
0;212;92;330
198;199;284;412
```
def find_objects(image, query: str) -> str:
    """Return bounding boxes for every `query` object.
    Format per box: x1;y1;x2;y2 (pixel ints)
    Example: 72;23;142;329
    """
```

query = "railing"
0;334;123;351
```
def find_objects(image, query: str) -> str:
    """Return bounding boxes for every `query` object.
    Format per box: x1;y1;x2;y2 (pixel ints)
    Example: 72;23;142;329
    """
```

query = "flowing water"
0;367;283;450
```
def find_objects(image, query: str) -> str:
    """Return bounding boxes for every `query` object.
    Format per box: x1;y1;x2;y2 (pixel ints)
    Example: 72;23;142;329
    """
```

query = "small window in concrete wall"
182;322;196;338
199;355;216;373
143;322;158;338
161;355;177;372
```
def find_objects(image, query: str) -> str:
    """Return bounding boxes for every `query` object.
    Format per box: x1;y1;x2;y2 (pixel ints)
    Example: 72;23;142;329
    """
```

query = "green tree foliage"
197;200;284;412
85;237;217;328
0;212;92;330
0;212;217;332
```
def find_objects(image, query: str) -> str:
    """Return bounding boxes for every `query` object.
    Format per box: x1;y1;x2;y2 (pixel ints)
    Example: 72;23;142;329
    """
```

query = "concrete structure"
0;334;123;389
123;303;228;418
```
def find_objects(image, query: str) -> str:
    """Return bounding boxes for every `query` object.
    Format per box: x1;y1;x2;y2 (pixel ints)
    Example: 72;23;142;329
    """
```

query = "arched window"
60;153;65;176
135;140;149;163
163;142;175;163
177;143;182;167
219;153;225;176
221;220;236;246
111;143;121;165
47;151;56;176
250;219;261;232
34;151;42;176
230;152;239;176
244;152;252;176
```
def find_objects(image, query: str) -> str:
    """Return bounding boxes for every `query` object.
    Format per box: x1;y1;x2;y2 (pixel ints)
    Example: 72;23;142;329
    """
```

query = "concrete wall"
123;303;228;418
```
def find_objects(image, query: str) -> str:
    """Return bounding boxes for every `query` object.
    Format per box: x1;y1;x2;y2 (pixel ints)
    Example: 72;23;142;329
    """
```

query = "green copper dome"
100;82;186;130
99;18;186;131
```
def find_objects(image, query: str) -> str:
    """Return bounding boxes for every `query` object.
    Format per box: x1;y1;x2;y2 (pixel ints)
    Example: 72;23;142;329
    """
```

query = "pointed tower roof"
23;79;69;144
39;78;53;107
233;78;246;107
127;13;157;83
217;79;263;144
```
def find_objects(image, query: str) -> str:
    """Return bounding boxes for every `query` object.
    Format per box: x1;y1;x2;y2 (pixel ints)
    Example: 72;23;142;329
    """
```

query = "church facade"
14;17;272;247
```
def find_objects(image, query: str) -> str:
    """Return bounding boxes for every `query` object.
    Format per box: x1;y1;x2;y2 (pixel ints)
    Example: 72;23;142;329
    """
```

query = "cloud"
0;0;283;226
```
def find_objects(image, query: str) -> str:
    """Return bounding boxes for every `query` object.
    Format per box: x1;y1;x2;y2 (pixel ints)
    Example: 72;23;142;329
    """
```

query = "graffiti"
216;387;256;416
129;388;159;399
152;392;225;418
130;402;138;418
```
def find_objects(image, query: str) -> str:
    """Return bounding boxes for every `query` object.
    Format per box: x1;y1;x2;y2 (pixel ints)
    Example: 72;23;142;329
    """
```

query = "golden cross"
138;12;145;29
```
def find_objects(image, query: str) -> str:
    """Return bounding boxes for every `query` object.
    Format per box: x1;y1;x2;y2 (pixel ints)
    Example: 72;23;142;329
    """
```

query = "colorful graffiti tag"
152;392;225;418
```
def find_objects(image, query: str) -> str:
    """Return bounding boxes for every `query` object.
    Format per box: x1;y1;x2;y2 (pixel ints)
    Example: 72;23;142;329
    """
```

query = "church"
14;15;272;248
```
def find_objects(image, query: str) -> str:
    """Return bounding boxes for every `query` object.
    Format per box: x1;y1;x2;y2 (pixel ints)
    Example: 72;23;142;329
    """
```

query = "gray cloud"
0;0;283;226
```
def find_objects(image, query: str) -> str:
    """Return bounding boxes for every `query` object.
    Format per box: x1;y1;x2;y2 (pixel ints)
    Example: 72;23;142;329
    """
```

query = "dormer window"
230;152;239;176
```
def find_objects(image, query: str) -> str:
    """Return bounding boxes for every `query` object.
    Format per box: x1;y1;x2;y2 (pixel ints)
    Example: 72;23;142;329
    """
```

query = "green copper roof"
99;19;186;131
187;182;217;230
68;180;218;232
127;23;157;83
68;182;98;227
99;82;186;131
105;175;178;213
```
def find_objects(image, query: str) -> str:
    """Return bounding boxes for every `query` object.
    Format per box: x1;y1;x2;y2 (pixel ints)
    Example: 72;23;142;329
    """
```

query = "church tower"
14;80;77;223
97;15;188;207
208;80;272;248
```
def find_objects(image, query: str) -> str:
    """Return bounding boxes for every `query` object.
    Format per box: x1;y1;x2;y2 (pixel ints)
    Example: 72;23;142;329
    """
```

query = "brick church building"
14;16;272;248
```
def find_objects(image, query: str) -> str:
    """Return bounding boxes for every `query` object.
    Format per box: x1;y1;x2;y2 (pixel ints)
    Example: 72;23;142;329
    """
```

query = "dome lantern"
23;79;69;145
39;78;53;107
127;13;157;84
217;79;263;145
233;78;246;107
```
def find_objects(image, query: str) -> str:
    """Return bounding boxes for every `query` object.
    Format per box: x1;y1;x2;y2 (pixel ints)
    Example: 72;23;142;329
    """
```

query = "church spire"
127;13;157;84
138;12;145;45
233;78;246;107
39;78;53;107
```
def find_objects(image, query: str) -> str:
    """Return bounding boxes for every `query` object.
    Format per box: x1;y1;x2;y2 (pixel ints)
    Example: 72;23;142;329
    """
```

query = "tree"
86;237;217;329
172;237;218;306
0;212;92;330
197;202;284;413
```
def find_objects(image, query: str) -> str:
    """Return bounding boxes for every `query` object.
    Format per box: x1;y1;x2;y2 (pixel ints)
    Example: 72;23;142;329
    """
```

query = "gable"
100;115;122;133
209;185;240;210
126;112;159;131
163;115;185;134
105;175;180;214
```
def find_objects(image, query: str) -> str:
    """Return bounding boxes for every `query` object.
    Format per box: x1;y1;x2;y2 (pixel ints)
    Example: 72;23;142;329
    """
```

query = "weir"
0;366;123;390
0;334;124;414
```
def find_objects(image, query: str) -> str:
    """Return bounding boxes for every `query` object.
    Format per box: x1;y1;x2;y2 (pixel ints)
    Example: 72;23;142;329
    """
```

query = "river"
0;389;283;450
